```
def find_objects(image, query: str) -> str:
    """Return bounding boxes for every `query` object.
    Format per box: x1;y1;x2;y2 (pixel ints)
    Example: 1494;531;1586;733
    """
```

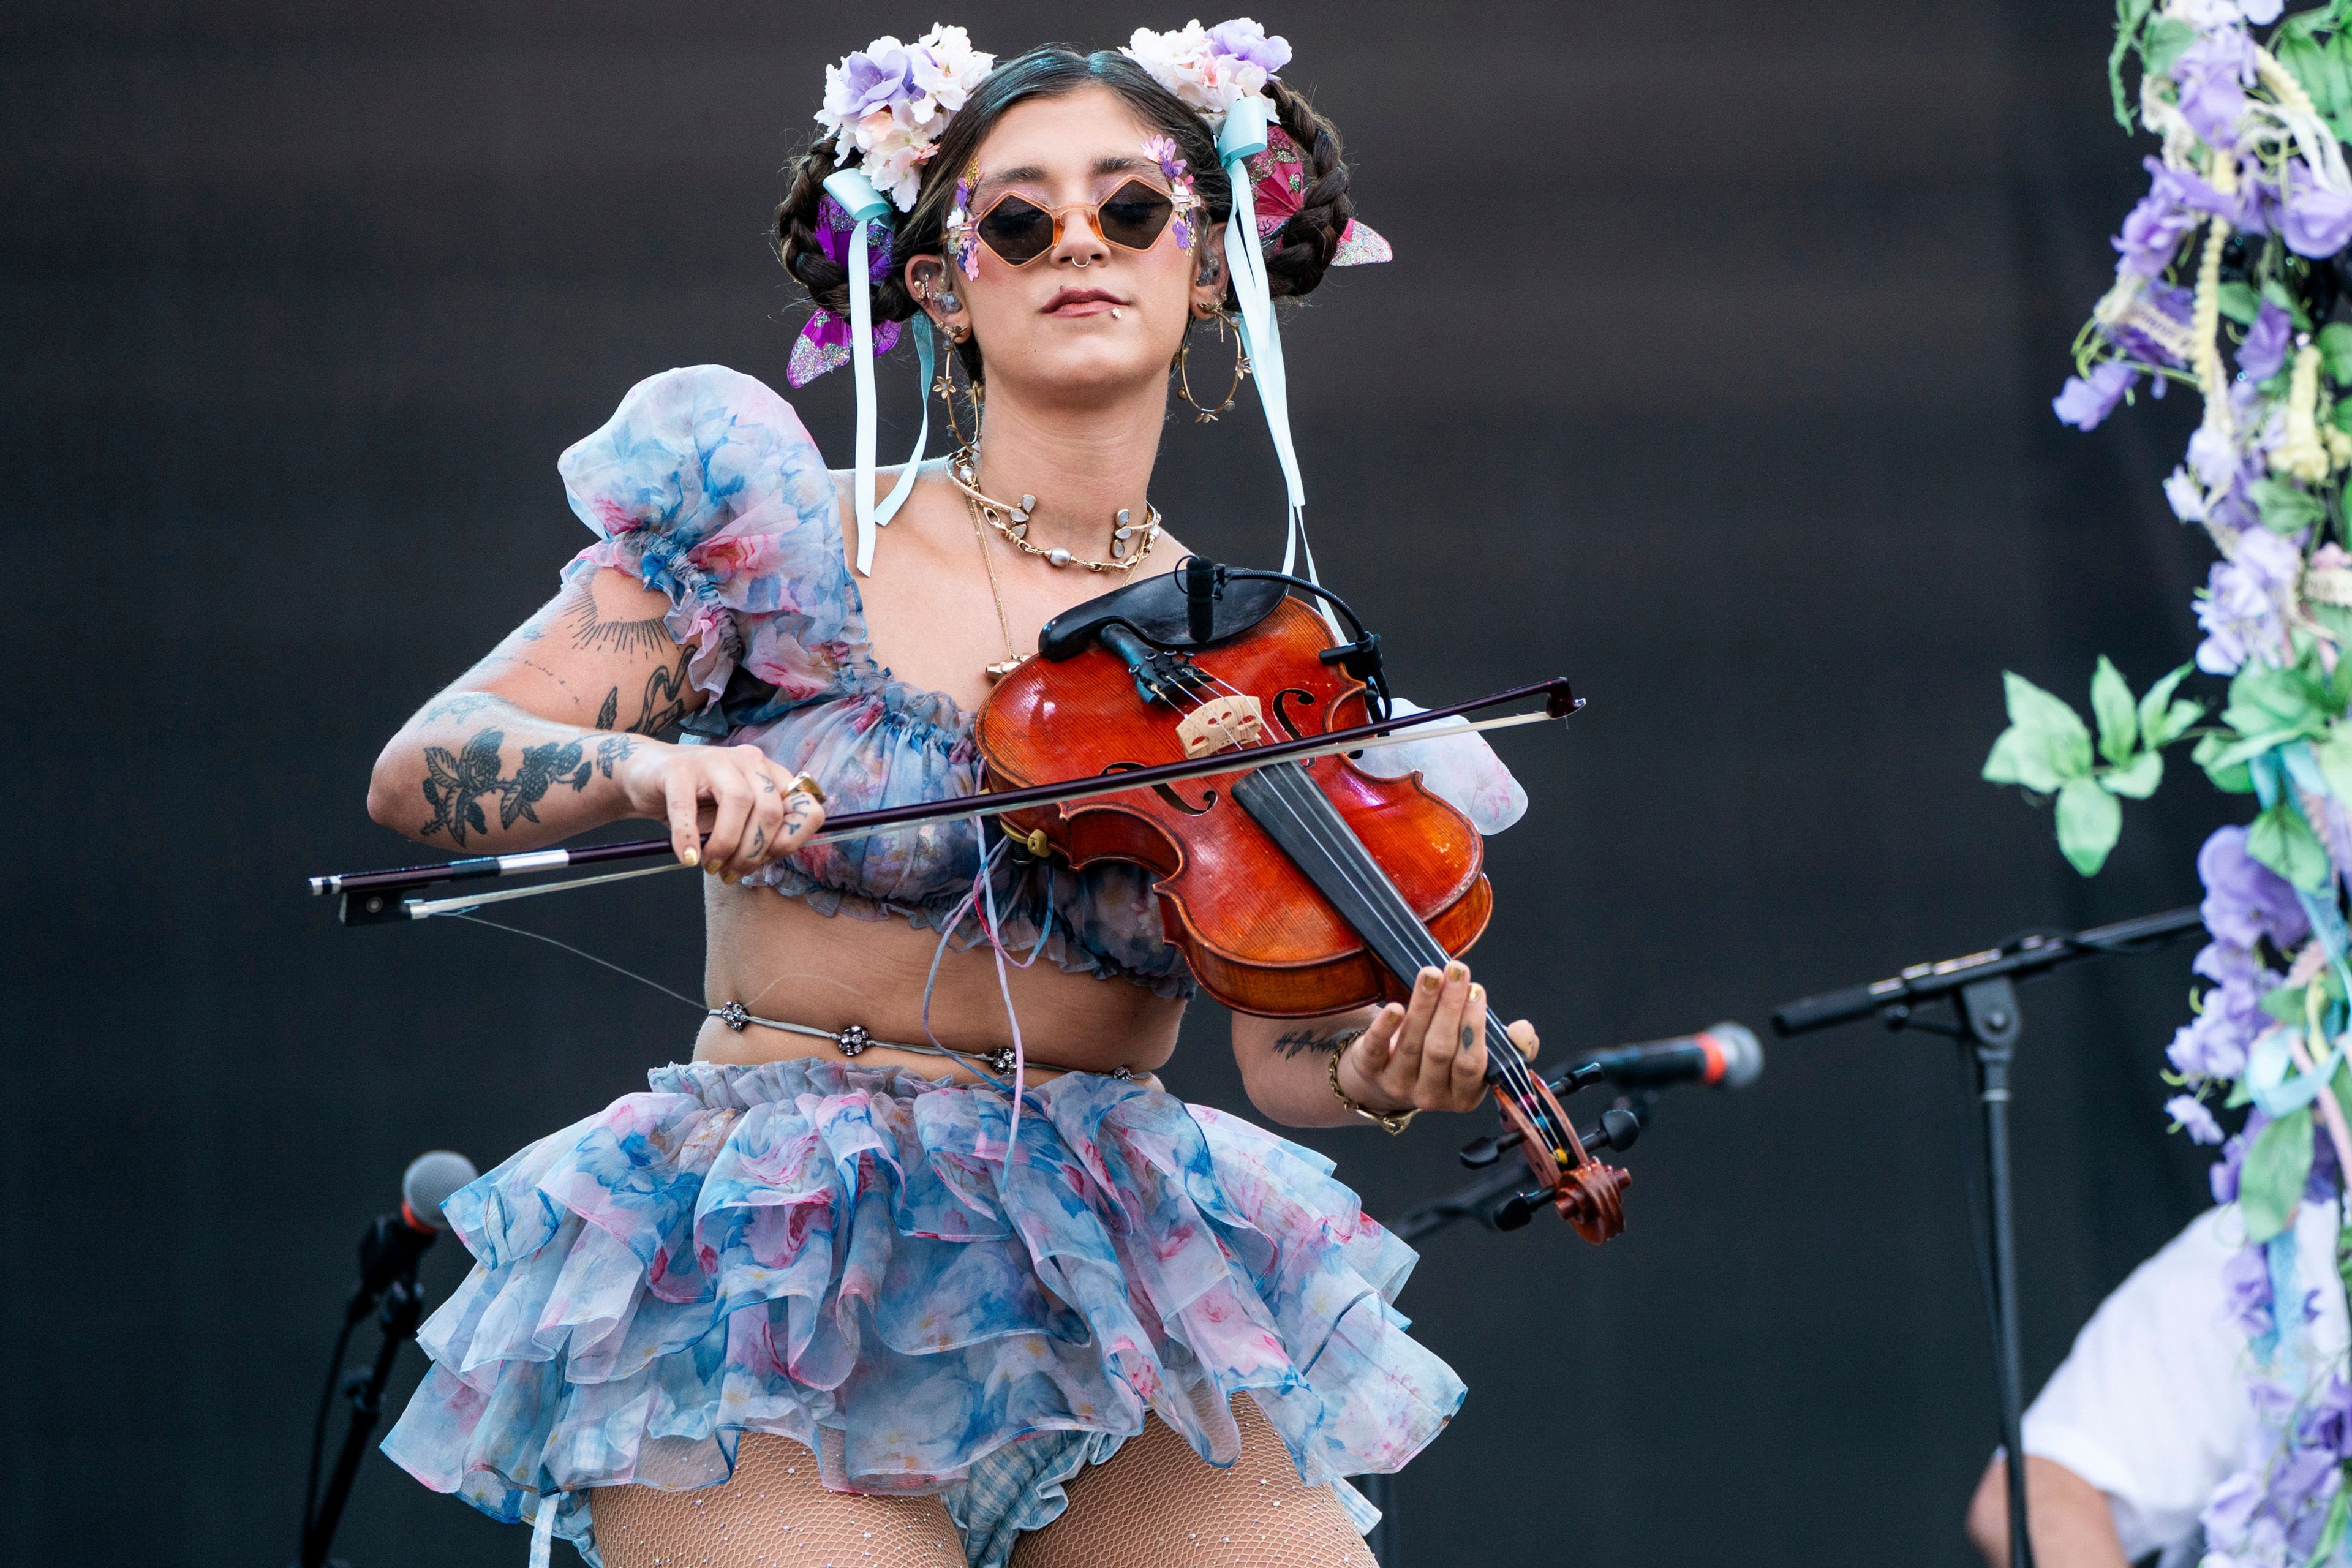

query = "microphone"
345;1150;478;1325
1567;1022;1764;1092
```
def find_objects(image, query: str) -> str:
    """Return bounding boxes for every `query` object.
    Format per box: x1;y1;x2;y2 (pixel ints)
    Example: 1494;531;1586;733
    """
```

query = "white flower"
2164;466;2210;522
812;26;995;212
1122;19;1274;130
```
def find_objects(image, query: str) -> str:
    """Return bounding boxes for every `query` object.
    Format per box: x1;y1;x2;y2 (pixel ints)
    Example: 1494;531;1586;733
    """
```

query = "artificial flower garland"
1999;1;2352;1558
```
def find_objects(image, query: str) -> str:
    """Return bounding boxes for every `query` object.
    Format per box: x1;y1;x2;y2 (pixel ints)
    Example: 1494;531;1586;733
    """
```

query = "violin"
308;559;1625;1241
977;560;1631;1244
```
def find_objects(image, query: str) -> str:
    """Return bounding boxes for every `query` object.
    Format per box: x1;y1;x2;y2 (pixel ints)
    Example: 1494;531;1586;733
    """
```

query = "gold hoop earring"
1174;313;1250;423
935;341;984;447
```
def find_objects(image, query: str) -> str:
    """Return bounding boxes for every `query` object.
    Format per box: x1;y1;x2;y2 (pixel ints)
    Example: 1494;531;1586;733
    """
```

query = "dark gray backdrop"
1;2;2233;1564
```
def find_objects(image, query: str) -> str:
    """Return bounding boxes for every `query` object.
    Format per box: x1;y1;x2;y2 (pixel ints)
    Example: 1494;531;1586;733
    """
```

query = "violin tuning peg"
1458;1134;1504;1169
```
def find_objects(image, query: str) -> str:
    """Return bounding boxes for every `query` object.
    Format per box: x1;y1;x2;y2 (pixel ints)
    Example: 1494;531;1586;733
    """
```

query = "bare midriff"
690;877;1187;1087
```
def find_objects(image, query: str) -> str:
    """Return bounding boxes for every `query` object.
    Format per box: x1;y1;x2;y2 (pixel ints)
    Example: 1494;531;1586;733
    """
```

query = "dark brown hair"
772;45;1353;372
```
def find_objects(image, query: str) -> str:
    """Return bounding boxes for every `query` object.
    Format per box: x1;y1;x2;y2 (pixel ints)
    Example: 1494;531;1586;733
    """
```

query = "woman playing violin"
371;25;1536;1568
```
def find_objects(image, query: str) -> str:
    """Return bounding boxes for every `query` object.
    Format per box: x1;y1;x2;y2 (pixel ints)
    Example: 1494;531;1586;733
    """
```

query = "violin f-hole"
1102;760;1216;815
1270;688;1319;741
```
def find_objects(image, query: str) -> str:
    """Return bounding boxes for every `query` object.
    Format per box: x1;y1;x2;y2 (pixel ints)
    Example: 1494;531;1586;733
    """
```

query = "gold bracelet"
1327;1033;1415;1135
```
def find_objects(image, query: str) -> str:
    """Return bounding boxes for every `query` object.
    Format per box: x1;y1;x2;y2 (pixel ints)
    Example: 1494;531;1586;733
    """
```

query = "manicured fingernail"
680;846;699;867
1446;962;1468;981
722;872;739;885
1418;968;1439;990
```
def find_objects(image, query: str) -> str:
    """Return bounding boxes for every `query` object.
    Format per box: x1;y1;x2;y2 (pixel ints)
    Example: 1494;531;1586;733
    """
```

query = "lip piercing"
1111;308;1121;318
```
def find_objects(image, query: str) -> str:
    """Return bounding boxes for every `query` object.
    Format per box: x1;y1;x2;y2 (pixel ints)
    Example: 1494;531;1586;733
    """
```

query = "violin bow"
312;678;1581;925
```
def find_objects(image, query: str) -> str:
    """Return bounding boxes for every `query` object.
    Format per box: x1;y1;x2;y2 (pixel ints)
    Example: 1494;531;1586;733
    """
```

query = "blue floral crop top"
557;364;1530;1001
558;364;1197;997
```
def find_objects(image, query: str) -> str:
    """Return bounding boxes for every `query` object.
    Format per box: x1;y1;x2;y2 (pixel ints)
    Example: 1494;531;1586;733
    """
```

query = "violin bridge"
1175;694;1266;758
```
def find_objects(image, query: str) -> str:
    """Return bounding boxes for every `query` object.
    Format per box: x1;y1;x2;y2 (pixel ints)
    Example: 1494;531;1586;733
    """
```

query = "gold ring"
787;772;826;805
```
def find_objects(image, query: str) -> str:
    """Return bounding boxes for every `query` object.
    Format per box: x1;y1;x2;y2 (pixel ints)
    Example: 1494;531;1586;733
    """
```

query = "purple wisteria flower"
2281;160;2352;258
2300;1374;2352;1459
2116;170;2203;277
2201;826;2312;949
2173;29;2259;145
2214;1131;2249;1203
2054;361;2139;431
2196;526;2305;672
2241;302;2294;380
2225;1241;2277;1339
1206;17;1292;73
2168;1093;2228;1144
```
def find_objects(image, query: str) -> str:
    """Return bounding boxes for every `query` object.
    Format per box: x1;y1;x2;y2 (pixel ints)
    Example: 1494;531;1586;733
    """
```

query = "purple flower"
2241;302;2294;380
2173;30;2258;146
2304;1377;2352;1456
2116;176;2202;277
2203;1469;2266;1548
833;45;916;120
1206;17;1292;74
2214;1132;2248;1203
2170;992;2263;1079
2054;361;2138;430
2196;528;2304;673
2280;162;2352;258
2225;1241;2275;1339
2201;825;2312;950
2168;1093;2228;1144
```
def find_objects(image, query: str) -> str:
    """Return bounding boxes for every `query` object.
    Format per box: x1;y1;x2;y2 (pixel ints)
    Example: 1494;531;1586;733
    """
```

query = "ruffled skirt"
381;1058;1464;1566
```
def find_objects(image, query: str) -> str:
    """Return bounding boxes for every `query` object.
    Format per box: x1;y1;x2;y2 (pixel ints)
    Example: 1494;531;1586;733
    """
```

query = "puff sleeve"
1353;698;1529;835
557;364;864;708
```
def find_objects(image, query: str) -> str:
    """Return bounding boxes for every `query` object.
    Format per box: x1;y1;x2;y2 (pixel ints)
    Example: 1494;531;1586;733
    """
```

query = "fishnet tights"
1012;1395;1375;1568
590;1434;963;1568
586;1397;1374;1568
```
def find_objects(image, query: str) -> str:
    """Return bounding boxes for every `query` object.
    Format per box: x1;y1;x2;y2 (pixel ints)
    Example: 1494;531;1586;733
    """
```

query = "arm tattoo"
595;688;619;730
631;658;692;735
418;691;500;726
1272;1028;1349;1060
418;726;597;845
595;734;636;778
568;588;676;657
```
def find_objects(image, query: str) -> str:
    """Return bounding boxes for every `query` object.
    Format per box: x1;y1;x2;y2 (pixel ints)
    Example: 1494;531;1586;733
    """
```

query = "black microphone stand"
1771;905;2203;1568
297;1224;435;1568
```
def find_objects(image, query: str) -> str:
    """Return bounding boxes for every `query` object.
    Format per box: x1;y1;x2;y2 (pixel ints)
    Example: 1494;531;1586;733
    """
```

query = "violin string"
1245;758;1559;1153
1142;651;1561;1153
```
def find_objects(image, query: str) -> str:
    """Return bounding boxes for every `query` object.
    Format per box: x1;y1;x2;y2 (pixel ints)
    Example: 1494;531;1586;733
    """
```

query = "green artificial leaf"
2316;722;2352;804
2225;660;2339;743
2219;279;2263;328
2136;662;2198;746
2250;799;2336;892
2007;671;2095;772
2110;0;2157;127
1984;727;2060;793
2242;1106;2316;1245
2091;655;2139;763
2266;983;2310;1024
2313;1466;2352;1568
2195;729;2259;792
2101;750;2165;798
2321;602;2352;650
2263;277;2316;334
2143;15;2196;76
2056;776;2124;875
2322;323;2352;387
2252;478;2330;535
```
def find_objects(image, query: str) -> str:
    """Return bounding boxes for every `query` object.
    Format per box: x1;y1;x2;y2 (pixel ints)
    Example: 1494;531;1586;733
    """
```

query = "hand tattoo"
749;826;767;855
1460;1025;1476;1054
418;727;595;845
595;735;636;778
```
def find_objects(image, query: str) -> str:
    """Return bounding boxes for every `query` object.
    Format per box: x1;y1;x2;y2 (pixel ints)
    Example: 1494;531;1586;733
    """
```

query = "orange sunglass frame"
960;177;1194;268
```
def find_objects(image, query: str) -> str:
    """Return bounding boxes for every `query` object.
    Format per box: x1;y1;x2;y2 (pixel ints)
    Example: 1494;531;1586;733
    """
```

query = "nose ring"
1072;257;1092;269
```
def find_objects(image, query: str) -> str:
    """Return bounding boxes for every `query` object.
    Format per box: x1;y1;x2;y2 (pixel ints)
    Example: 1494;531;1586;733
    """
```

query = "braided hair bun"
1259;78;1354;302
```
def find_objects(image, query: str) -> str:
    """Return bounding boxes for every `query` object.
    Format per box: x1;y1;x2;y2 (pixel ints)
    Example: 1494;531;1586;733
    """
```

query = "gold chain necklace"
964;491;1030;682
946;445;1162;575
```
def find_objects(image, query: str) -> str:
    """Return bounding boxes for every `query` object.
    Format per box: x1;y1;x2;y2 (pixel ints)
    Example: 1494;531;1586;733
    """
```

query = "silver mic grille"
401;1150;480;1231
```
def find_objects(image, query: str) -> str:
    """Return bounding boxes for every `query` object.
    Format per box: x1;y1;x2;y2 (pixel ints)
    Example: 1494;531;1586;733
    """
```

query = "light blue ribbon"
2247;746;2352;1117
1218;99;1336;632
821;168;934;576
